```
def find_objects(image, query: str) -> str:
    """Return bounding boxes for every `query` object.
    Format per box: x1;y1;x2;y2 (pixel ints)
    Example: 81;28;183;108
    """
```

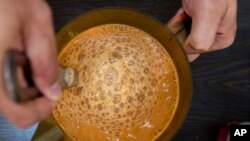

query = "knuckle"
221;35;236;48
217;29;236;49
225;27;237;47
188;37;212;52
42;10;52;23
39;1;52;16
43;5;52;19
35;2;52;24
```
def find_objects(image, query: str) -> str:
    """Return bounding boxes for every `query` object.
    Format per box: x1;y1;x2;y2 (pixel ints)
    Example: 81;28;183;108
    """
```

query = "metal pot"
32;8;192;141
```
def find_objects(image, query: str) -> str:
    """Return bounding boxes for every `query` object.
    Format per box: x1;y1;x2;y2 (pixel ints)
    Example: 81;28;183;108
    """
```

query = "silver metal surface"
4;50;40;103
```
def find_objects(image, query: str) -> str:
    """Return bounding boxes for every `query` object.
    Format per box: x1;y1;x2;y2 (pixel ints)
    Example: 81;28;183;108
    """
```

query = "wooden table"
47;0;250;141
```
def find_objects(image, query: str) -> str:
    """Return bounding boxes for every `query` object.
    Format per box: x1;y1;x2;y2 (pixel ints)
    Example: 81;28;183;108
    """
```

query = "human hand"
0;0;60;128
168;0;237;62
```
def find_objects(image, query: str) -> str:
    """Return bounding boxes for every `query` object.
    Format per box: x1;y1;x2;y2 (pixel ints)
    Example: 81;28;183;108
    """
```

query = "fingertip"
185;33;214;53
187;54;200;62
42;81;61;101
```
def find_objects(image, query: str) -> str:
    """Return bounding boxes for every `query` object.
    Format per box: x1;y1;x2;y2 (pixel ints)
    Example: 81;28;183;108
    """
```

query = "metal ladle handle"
4;50;40;102
4;50;78;103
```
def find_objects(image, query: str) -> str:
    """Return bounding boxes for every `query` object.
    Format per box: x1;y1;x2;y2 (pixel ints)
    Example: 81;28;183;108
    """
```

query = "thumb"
24;2;60;101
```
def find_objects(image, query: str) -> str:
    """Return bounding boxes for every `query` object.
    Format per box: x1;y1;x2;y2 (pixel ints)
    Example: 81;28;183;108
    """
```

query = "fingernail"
47;81;61;101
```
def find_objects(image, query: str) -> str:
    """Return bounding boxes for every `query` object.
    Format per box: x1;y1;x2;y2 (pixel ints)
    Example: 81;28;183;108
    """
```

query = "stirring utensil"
4;50;78;103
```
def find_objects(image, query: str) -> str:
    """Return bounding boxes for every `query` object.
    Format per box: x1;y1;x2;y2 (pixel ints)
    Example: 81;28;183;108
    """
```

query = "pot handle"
167;11;191;46
4;50;78;103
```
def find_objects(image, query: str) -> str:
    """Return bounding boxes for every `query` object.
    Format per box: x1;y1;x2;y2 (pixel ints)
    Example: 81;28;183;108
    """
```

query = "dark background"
47;0;250;141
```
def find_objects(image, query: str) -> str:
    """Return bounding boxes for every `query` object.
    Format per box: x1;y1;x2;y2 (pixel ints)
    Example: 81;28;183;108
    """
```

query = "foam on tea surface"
53;24;179;141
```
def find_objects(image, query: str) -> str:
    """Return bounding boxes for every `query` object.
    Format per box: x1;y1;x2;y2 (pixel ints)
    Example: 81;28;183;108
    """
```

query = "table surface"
47;0;250;141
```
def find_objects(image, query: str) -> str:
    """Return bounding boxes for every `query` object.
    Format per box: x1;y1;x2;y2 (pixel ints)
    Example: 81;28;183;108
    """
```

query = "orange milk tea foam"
53;24;179;141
